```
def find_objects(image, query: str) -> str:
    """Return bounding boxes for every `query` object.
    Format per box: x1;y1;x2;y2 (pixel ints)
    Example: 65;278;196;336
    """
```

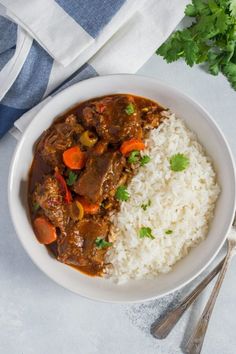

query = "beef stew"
28;94;164;276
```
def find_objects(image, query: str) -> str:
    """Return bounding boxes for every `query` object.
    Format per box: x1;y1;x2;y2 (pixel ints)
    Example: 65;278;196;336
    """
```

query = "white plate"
8;75;236;303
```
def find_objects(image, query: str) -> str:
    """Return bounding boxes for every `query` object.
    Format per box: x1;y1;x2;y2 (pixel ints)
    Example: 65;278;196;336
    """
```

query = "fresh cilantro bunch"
157;0;236;90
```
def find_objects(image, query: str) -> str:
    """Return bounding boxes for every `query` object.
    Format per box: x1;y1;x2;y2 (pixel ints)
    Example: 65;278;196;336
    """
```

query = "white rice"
107;111;220;283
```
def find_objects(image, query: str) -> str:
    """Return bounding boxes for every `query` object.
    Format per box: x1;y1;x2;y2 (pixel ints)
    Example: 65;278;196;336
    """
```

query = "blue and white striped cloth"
0;0;188;139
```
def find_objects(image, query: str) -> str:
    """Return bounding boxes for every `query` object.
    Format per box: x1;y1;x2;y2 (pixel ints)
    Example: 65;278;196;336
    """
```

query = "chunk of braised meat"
32;175;69;230
81;95;142;143
74;151;125;204
37;114;84;167
92;140;108;155
57;217;110;273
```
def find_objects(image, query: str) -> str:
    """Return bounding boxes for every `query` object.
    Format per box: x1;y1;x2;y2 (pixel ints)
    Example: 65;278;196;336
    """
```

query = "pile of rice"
107;111;220;283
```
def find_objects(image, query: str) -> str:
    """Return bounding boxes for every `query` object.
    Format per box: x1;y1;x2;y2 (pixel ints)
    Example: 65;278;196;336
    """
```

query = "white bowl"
8;75;236;303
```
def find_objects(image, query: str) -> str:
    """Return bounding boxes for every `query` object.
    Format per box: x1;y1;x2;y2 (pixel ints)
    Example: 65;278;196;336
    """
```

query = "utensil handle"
184;242;234;354
151;258;224;339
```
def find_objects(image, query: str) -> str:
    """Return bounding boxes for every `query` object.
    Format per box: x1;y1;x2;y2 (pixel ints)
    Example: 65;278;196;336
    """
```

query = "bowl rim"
8;74;236;303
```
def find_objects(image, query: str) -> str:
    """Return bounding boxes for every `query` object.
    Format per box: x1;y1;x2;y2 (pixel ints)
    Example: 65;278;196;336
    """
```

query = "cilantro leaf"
165;229;173;235
215;10;230;34
66;171;77;186
183;38;199;67
128;150;140;164
32;202;40;212
230;0;236;17
192;0;211;15
185;4;197;17
224;41;235;63
95;237;112;249
128;151;151;166
141;199;151;211
208;51;222;75
170;153;189;172
139;227;155;239
140;155;151;166
157;31;184;63
193;14;218;39
222;62;236;89
125;103;135;115
196;42;210;64
115;185;130;201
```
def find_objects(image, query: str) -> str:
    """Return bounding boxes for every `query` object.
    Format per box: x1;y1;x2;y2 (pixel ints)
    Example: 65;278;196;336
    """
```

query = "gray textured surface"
1;54;236;354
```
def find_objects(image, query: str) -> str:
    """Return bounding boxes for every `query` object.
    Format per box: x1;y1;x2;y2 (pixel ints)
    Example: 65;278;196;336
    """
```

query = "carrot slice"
120;138;145;156
33;217;57;244
55;171;72;203
63;146;86;170
77;196;100;214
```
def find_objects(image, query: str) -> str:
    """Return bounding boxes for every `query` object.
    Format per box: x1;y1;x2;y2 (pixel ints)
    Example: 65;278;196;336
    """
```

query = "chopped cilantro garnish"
170;153;189;172
115;185;130;202
128;151;150;166
165;229;173;235
32;202;40;212
128;150;140;164
95;237;112;249
139;227;155;239
125;103;135;115
140;155;151;166
141;199;151;211
66;171;77;186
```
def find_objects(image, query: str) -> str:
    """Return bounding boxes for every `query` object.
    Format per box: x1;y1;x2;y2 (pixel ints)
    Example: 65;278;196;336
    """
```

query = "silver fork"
184;217;236;354
151;217;235;341
151;257;224;339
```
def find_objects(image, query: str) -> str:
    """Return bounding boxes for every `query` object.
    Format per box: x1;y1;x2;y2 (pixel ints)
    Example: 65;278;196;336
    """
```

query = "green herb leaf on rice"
115;185;130;201
140;155;151;166
170;153;189;172
139;227;155;239
128;150;140;164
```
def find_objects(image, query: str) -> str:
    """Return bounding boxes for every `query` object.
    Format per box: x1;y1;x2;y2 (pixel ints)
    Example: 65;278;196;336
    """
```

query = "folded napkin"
0;0;188;139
